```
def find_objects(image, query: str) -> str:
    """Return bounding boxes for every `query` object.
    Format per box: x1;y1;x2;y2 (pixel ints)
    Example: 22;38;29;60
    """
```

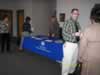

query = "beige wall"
32;0;56;35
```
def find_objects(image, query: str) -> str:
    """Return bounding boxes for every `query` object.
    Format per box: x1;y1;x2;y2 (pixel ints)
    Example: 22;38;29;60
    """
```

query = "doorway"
16;10;24;38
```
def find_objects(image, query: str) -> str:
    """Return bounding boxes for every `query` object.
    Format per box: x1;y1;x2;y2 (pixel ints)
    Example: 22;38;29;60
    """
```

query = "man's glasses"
72;13;80;15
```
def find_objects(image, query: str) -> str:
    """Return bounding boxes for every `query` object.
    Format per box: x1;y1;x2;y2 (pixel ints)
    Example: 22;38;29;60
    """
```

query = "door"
0;9;13;35
17;10;24;38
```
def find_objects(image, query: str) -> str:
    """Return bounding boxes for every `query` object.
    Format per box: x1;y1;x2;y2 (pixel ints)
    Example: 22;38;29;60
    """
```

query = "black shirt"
23;22;31;33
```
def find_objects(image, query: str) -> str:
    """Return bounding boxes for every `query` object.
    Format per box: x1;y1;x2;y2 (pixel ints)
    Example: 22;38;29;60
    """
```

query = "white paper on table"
45;40;53;42
62;42;78;75
54;40;63;43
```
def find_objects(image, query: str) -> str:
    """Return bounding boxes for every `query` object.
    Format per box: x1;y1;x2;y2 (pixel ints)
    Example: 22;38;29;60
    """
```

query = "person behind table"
79;4;100;75
0;15;11;53
18;16;32;51
48;16;60;38
23;16;32;34
62;8;81;43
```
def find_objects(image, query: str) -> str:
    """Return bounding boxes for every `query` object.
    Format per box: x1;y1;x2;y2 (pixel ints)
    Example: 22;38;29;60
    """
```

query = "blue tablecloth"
22;36;63;62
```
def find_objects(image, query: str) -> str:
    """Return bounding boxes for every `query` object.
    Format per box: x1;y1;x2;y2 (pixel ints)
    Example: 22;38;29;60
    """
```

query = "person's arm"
31;27;34;32
53;21;59;37
73;22;81;37
0;24;2;32
30;23;34;33
48;23;55;37
28;24;32;33
74;31;81;37
78;29;88;62
48;24;52;36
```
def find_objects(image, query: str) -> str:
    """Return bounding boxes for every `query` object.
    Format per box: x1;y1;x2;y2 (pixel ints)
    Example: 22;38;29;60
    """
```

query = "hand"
6;24;8;27
73;31;81;36
52;34;55;37
48;33;50;36
72;32;79;36
78;57;83;63
31;28;34;32
75;32;80;36
80;33;83;38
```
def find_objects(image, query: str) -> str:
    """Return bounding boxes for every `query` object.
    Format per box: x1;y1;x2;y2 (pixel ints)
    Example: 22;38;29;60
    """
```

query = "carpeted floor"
0;38;61;75
0;37;80;75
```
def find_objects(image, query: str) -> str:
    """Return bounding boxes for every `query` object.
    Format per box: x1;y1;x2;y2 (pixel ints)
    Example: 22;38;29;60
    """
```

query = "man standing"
62;8;81;43
0;15;11;53
48;16;60;38
62;8;81;75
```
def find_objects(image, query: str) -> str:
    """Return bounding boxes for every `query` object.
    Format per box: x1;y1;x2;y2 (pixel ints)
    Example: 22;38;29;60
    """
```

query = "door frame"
16;10;24;37
0;9;13;35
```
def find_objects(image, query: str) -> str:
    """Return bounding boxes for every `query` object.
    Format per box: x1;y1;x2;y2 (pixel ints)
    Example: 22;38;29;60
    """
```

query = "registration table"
21;35;78;75
22;35;63;62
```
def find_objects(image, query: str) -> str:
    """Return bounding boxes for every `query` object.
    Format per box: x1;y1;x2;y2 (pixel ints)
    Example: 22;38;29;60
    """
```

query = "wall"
16;0;33;23
32;0;56;35
57;0;100;30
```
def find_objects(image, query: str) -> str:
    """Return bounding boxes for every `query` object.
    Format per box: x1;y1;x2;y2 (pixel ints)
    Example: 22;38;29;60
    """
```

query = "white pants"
62;42;78;75
19;32;30;50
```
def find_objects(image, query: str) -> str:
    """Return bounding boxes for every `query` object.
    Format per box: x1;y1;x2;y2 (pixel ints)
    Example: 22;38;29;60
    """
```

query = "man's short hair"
71;8;79;13
25;16;31;22
2;15;8;20
90;4;100;23
51;16;56;18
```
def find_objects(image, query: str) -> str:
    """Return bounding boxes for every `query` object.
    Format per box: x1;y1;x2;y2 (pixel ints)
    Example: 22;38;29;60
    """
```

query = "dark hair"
2;15;8;20
51;16;56;18
90;4;100;23
25;16;31;22
71;8;79;13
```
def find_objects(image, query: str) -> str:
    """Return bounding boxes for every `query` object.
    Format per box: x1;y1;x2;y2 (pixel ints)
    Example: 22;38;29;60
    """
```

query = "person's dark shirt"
23;22;31;33
49;21;59;37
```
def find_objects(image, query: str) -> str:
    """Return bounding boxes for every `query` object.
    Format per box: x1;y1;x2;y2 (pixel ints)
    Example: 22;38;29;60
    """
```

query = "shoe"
17;48;24;52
